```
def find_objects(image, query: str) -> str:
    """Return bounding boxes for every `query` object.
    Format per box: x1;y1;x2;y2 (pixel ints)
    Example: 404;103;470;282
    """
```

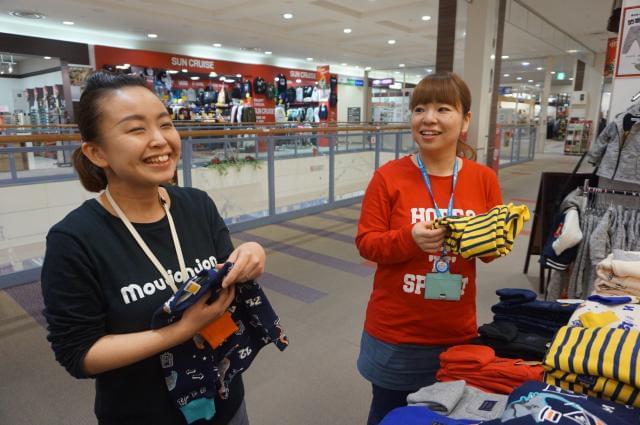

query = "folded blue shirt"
380;406;479;425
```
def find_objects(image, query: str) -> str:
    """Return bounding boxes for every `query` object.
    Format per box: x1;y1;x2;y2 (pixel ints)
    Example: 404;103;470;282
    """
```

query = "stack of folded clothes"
567;295;640;331
472;321;550;361
543;325;640;407
479;381;640;425
406;380;507;422
436;345;544;394
491;289;578;338
594;250;640;297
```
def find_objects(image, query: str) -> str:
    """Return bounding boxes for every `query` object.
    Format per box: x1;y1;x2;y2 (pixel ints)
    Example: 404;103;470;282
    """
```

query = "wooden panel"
436;0;457;73
574;60;585;91
0;33;90;65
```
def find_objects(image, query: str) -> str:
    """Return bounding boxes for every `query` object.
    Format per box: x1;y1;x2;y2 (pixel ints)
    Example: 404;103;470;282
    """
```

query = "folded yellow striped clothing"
433;203;530;259
544;368;640;407
543;326;640;390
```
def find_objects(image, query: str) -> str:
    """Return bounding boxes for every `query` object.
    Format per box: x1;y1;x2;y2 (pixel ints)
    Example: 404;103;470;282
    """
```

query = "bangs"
410;72;471;114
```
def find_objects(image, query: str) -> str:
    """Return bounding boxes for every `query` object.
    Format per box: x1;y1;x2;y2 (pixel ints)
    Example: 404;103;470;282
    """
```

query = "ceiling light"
43;56;51;60
516;77;522;80
528;79;533;82
569;77;574;81
265;51;272;55
399;64;405;68
504;73;510;77
491;54;496;60
426;68;433;73
283;13;293;19
551;71;556;74
536;84;541;87
365;66;372;71
421;15;432;21
522;61;530;66
62;21;74;25
501;55;509;59
567;49;579;53
181;69;188;73
306;57;313;61
343;28;352;33
536;67;543;70
388;39;396;45
209;72;217;77
167;70;179;74
341;63;347;66
212;43;222;47
147;33;158;39
190;76;200;80
9;10;46;20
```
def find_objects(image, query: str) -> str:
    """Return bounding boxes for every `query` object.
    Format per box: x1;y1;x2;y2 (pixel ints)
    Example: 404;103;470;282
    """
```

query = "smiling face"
85;86;180;190
409;73;472;157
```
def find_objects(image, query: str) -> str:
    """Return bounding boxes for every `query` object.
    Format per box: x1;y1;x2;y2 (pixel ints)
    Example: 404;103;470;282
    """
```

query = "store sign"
337;76;364;86
289;70;316;80
604;38;617;77
615;5;640;77
371;78;394;87
499;87;513;95
556;72;566;80
170;56;214;71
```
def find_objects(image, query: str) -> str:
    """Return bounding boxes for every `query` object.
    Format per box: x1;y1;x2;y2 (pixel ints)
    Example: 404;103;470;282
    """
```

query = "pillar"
537;57;554;153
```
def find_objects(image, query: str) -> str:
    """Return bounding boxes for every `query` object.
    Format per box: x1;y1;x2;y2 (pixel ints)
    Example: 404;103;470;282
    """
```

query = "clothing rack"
582;179;640;198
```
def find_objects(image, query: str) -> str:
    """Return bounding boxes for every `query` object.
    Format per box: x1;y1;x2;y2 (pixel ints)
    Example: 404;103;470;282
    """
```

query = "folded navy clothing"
492;289;577;324
496;288;538;304
493;315;561;338
473;322;551;361
480;381;640;425
587;294;634;305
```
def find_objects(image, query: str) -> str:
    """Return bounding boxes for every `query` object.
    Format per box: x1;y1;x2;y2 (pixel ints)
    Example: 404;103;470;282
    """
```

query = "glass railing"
495;124;537;167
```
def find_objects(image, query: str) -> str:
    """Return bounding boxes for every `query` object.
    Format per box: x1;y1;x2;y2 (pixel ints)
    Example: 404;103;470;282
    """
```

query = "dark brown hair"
410;72;476;160
73;71;151;192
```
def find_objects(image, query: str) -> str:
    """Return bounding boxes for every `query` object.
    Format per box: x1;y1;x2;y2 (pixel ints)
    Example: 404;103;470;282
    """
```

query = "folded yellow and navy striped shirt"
544;326;640;390
433;203;530;259
544;368;640;407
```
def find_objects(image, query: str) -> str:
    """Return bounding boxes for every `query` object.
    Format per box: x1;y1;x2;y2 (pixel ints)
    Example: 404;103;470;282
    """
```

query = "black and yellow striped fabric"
543;325;640;407
433;203;530;259
544;368;640;407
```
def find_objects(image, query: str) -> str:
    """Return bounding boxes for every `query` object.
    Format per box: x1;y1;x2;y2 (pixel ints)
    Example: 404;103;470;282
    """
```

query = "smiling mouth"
420;130;442;136
144;154;170;164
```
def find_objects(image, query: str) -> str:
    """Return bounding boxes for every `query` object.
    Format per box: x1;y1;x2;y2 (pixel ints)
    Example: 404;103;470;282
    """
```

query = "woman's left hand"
221;241;266;288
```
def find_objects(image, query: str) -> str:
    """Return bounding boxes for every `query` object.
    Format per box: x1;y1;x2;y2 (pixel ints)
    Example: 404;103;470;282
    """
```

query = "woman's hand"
221;241;266;288
179;286;236;335
411;221;447;253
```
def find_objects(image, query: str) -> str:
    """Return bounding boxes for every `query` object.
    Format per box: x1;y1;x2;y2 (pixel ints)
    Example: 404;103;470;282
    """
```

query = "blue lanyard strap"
416;154;459;220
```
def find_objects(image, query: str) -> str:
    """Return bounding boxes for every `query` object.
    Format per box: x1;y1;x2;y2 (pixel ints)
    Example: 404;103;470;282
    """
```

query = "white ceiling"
0;0;613;76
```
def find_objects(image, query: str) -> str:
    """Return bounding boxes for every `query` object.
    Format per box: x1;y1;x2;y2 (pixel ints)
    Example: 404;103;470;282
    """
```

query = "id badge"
424;273;463;301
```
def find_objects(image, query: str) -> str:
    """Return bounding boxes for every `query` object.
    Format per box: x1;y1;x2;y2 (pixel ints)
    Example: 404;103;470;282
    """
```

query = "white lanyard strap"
105;187;186;294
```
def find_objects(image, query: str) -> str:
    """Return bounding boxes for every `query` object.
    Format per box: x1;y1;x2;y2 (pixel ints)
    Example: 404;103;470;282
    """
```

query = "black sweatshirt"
41;185;244;425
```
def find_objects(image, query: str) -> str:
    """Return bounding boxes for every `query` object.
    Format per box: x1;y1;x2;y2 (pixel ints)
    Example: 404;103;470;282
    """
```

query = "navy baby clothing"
151;263;288;423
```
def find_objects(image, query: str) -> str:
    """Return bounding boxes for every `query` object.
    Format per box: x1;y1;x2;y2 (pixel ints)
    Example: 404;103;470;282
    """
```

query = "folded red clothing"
437;345;544;394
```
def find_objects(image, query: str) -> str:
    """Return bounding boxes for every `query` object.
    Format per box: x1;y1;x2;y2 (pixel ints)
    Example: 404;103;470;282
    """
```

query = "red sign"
604;37;617;77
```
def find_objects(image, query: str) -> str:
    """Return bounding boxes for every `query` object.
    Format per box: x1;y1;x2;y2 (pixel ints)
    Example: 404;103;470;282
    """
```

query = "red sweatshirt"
356;155;502;346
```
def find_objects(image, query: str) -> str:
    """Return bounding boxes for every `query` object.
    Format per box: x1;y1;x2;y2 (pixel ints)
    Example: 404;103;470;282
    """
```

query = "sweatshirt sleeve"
40;231;107;379
587;122;615;166
356;170;424;264
480;168;505;264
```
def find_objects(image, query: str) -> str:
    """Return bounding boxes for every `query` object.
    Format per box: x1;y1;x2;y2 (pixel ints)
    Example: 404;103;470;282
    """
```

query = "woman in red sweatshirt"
355;72;503;425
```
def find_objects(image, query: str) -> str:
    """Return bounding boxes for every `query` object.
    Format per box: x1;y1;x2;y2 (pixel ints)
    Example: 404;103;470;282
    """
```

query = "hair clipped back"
410;72;476;160
73;71;151;192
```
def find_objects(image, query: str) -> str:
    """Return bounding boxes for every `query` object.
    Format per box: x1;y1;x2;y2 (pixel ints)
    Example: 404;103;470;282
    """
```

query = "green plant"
206;155;262;176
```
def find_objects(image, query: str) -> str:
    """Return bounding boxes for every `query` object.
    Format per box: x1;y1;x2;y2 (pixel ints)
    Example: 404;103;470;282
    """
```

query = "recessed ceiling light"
536;83;541;87
426;68;433;73
9;10;46;20
62;21;74;25
167;70;179;74
388;39;396;45
341;63;347;66
283;12;293;19
181;69;188;73
501;55;510;59
569;77;574;80
551;71;556;74
264;51;272;55
190;76;200;80
212;43;222;47
536;67;543;70
365;66;372;71
306;57;313;61
399;64;405;67
567;49;579;53
528;79;534;83
516;77;522;80
343;28;352;33
147;33;158;38
43;56;52;60
522;61;530;66
504;73;510;77
421;15;432;21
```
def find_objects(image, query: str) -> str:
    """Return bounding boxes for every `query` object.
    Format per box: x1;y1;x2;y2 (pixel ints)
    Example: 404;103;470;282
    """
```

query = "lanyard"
416;154;459;220
105;187;185;294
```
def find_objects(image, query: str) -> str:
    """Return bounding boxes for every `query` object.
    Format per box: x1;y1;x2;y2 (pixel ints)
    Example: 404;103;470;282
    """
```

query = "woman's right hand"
178;286;236;336
411;221;447;253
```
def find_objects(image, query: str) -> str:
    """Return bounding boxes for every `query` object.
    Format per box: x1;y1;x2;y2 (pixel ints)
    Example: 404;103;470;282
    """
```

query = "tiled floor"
0;151;586;425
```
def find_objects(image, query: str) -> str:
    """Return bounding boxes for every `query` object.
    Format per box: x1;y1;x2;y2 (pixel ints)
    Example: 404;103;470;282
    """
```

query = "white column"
537;56;554;153
461;0;500;164
609;0;640;119
584;53;606;147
